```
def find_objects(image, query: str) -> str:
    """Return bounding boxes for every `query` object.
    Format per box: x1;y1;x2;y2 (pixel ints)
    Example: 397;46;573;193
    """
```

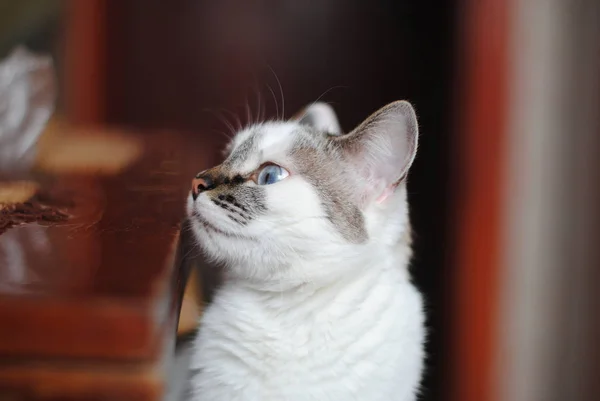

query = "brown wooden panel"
0;129;189;361
0;315;175;401
450;1;510;401
0;360;161;401
64;0;106;125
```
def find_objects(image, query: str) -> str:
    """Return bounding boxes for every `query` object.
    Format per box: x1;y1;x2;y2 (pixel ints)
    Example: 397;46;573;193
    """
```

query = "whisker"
245;96;253;127
182;246;202;262
252;76;262;123
261;94;266;122
267;64;285;120
218;108;243;131
265;82;279;120
300;85;348;121
314;85;348;105
210;129;233;141
202;108;236;136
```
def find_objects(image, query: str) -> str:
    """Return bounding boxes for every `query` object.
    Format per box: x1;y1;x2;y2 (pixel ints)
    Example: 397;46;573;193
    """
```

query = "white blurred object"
0;46;55;172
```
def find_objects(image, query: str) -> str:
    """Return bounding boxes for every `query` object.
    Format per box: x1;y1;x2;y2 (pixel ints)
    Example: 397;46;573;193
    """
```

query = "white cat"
186;101;425;401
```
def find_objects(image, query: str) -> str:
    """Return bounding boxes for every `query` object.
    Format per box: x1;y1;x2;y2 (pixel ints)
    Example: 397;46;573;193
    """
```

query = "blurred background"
1;1;598;400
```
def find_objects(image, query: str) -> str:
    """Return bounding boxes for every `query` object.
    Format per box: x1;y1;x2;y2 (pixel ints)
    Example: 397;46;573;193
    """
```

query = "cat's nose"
191;175;214;200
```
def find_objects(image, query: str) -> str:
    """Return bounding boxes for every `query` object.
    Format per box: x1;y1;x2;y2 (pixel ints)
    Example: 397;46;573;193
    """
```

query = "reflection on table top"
0;129;206;361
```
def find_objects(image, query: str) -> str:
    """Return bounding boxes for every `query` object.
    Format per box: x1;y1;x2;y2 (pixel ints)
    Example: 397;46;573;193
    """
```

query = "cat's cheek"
265;178;323;217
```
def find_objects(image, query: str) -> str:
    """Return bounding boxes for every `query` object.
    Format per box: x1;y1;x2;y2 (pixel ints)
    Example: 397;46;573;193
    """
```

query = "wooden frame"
450;1;510;400
64;0;106;125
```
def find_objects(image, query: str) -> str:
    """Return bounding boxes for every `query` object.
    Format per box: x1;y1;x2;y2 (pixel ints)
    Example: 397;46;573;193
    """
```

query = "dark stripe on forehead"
223;129;260;170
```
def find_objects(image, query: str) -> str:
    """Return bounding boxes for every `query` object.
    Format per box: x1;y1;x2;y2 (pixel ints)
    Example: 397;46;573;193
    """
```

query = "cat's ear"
337;101;418;204
292;102;342;134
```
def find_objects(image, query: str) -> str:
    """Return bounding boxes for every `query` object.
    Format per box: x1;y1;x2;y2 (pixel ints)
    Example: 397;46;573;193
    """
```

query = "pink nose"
191;176;211;200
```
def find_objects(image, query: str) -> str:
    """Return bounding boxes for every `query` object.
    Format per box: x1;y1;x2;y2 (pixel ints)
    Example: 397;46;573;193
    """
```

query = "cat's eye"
255;164;289;185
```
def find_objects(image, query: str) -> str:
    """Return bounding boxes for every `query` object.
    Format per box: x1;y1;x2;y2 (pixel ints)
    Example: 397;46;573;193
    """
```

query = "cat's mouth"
192;210;256;241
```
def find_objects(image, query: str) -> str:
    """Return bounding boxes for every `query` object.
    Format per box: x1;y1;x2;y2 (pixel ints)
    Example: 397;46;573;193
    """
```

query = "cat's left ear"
337;100;419;204
292;102;342;134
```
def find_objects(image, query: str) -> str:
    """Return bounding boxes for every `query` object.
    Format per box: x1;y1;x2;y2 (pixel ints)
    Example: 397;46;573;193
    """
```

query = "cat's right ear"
292;102;342;135
336;100;419;205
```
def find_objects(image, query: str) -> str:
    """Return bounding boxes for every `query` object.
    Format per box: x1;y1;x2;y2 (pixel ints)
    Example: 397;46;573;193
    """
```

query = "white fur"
187;102;425;401
297;103;343;134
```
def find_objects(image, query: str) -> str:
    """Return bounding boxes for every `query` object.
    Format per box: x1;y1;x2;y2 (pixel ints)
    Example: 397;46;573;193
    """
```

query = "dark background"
105;1;457;400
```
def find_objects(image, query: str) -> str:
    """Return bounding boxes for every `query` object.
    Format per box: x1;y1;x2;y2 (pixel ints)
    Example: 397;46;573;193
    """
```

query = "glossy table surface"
0;127;214;399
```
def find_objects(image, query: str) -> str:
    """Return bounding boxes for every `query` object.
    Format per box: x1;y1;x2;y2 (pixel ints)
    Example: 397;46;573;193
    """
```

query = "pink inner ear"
375;180;402;204
376;185;395;203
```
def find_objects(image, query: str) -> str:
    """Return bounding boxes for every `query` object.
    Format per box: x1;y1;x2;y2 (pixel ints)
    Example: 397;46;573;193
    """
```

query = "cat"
186;100;425;401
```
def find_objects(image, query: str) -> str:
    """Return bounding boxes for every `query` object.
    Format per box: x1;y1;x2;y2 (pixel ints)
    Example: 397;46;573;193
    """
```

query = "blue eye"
256;164;289;185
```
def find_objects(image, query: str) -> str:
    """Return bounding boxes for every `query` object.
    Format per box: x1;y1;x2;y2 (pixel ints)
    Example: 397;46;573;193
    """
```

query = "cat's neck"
221;240;412;308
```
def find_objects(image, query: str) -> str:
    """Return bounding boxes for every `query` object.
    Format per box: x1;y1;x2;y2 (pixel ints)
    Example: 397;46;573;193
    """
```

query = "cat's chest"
196;278;422;366
204;298;363;362
190;280;425;401
238;309;367;363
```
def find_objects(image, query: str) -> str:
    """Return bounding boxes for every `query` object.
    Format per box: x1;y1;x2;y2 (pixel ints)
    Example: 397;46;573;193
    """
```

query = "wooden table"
0;129;208;400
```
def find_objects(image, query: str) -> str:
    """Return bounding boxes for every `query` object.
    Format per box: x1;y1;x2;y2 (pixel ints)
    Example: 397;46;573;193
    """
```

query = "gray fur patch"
222;128;260;170
289;130;368;244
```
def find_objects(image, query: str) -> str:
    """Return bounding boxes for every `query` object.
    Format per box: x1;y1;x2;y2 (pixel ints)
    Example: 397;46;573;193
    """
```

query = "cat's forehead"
224;122;318;172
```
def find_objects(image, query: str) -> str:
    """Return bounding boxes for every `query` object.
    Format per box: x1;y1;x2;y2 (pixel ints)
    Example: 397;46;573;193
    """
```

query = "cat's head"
187;101;418;287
